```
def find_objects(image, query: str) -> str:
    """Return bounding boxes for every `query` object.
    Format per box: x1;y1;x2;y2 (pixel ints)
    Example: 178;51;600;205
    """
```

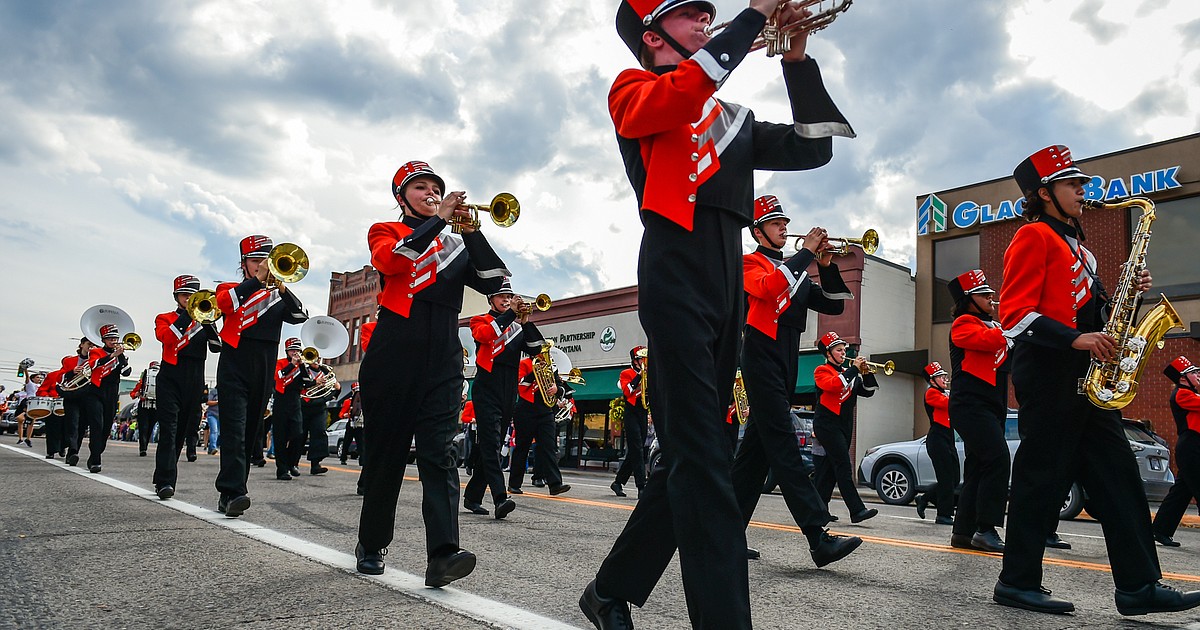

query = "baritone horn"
187;290;223;324
267;242;309;285
706;0;852;57
448;192;520;234
515;293;552;315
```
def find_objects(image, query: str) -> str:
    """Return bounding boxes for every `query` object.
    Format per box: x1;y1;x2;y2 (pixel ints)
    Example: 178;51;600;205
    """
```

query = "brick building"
325;266;380;383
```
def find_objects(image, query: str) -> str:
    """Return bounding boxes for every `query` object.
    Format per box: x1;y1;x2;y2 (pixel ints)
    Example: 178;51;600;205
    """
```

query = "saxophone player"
507;355;572;497
995;145;1199;616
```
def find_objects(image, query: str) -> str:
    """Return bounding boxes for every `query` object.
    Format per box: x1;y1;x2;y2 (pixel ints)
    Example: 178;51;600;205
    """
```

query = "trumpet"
446;192;520;234
827;229;879;256
862;360;894;376
187;290;223;324
706;0;852;57
514;293;552;315
267;242;309;285
122;332;142;352
566;367;586;386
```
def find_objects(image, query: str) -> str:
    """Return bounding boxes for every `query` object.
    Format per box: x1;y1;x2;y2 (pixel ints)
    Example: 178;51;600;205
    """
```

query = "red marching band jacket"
470;312;522;373
37;370;64;397
339;397;352;419
1000;220;1095;344
924;387;950;428
618;367;643;406
517;358;538;404
744;250;804;340
155;311;205;365
368;221;448;318
88;347;122;388
360;321;376;354
274;358;304;395
1175;388;1200;434
814;363;865;417
215;281;282;349
950;315;1008;386
461;400;475;426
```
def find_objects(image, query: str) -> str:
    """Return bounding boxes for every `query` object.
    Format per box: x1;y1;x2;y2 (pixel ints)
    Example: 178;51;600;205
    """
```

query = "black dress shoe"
88;465;102;474
218;495;251;518
355;543;386;575
972;529;1005;552
827;514;838;522
850;508;878;523
993;581;1074;614
811;532;863;568
187;453;198;463
356;486;365;496
252;459;266;468
310;464;328;475
610;481;626;497
508;486;524;495
915;495;928;520
495;499;516;520
580;579;633;630
950;533;975;549
45;454;55;459
934;516;954;525
276;472;293;481
157;485;175;500
1115;581;1200;616
463;500;489;515
746;547;761;560
289;466;301;477
531;478;545;487
65;453;79;467
139;450;147;457
550;483;571;496
1045;534;1071;550
1154;533;1181;547
425;549;476;587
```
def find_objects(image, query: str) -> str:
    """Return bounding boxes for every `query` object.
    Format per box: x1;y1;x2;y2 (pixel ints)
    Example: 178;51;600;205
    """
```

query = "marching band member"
271;338;310;481
731;196;860;566
213;235;308;517
460;390;476;475
57;340;97;467
1152;357;1200;547
300;354;336;476
812;331;878;523
915;362;955;525
85;324;131;473
583;0;854;626
36;368;66;458
132;361;160;457
507;356;572;497
354;161;508;586
944;270;1009;552
995;145;1199;616
341;382;363;466
152;274;222;499
463;279;544;517
13;364;41;447
610;346;648;498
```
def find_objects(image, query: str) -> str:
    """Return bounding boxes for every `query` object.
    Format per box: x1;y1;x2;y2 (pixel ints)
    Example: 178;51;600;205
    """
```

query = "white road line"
2;444;582;630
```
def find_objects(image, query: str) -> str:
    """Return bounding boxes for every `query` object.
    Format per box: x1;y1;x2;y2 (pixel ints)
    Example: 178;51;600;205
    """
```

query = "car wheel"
875;463;916;505
336;439;345;460
1059;482;1084;520
648;451;662;477
761;469;777;494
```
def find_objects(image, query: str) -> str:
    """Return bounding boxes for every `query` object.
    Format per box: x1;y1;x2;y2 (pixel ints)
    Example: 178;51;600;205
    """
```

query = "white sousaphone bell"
298;316;350;364
80;304;141;350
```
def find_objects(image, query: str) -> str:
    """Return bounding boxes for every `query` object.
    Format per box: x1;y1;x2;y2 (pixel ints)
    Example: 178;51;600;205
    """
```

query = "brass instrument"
635;347;648;409
862;360;895;376
732;369;750;425
122;332;142;352
1081;198;1183;409
566;367;586;386
299;316;350;364
187;290;223;324
267;242;309;285
447;192;520;234
514;293;552;315
301;363;340;399
706;0;852;57
827;229;879;255
80;304;138;350
532;341;559;407
60;359;93;392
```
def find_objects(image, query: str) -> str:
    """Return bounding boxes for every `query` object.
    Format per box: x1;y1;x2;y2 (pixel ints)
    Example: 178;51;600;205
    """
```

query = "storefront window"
932;235;980;323
1133;195;1200;298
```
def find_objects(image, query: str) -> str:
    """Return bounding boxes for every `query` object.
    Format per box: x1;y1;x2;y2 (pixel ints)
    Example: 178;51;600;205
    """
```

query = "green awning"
794;352;824;395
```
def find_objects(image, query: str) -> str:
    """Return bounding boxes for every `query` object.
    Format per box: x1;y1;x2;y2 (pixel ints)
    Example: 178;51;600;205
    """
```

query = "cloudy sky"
1;0;1197;387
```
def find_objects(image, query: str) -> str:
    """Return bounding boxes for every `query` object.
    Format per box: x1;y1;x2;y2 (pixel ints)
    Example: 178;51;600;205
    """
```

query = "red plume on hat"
1013;145;1093;197
816;331;847;353
240;235;273;259
392;161;445;207
616;0;716;58
1164;356;1199;383
752;195;789;227
924;361;947;381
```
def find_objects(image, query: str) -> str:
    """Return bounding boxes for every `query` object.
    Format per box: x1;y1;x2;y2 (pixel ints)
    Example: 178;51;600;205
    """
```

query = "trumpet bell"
80;305;137;347
299;315;350;361
187;290;222;324
301;347;321;364
122;332;142;352
268;242;309;283
858;229;879;255
566;367;586;385
488;192;520;227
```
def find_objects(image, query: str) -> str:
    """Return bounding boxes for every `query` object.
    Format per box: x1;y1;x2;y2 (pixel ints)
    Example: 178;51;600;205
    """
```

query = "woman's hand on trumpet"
778;2;813;62
437;191;475;233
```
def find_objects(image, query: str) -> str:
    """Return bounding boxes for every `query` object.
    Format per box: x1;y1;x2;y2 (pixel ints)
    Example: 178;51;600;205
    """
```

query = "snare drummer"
14;369;45;447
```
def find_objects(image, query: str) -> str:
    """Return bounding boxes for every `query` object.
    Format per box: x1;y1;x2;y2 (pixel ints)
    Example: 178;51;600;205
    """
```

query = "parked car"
646;409;814;493
1;409;45;436
328;419;417;463
857;410;1174;520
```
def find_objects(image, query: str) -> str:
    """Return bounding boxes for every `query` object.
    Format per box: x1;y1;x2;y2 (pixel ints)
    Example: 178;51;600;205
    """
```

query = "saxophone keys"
1096;388;1115;402
1119;357;1139;373
1115;381;1132;394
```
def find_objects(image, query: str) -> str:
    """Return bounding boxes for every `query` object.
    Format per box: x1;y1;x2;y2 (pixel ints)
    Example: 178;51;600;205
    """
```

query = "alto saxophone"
732;369;750;425
1081;197;1183;410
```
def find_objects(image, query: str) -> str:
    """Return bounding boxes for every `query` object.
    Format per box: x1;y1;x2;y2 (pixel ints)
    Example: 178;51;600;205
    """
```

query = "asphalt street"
2;436;1198;629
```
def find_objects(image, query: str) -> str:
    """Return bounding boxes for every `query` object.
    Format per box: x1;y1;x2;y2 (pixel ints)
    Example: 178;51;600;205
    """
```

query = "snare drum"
51;398;65;416
26;397;55;420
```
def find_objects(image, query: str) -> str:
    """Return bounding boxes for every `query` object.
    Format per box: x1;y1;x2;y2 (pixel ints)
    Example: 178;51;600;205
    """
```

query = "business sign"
917;166;1182;235
537;311;646;369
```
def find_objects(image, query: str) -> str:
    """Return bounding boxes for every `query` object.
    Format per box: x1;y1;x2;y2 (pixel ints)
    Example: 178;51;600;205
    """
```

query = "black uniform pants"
138;405;158;454
302;403;329;463
509;406;563;490
732;327;830;529
464;366;516;505
43;412;63;456
215;339;275;499
342;426;363;463
358;305;463;559
614;403;648;489
921;423;958;519
272;400;303;476
950;393;1008;535
60;396;81;456
83;392;111;468
1153;433;1199;538
813;417;867;516
594;209;749;629
153;360;206;490
1001;347;1161;591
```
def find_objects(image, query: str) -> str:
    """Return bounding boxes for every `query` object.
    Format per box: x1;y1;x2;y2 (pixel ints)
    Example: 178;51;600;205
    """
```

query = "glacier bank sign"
917;166;1181;235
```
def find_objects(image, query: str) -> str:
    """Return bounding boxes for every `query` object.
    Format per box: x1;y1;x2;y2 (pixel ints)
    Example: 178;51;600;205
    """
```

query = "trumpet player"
731;197;861;567
995;146;1199;616
585;0;855;626
213;236;309;517
464;279;544;517
152;274;222;499
271;338;310;481
1152;357;1200;548
83;324;132;473
812;332;877;523
354;161;509;586
915;362;955;525
300;353;336;476
609;346;648;498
